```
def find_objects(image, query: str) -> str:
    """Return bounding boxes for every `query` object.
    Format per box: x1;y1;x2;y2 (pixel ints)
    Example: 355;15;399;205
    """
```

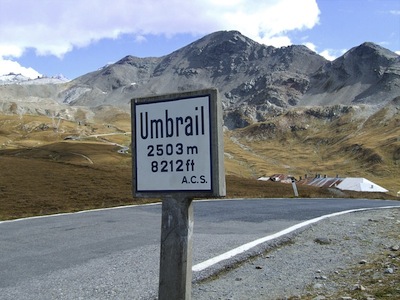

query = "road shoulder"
192;208;400;299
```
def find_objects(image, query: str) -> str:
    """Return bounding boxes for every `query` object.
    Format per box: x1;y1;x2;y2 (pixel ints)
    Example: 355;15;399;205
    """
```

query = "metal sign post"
131;89;225;300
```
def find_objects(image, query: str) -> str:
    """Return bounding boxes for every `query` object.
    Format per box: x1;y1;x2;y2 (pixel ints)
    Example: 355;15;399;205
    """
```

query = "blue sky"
0;0;399;80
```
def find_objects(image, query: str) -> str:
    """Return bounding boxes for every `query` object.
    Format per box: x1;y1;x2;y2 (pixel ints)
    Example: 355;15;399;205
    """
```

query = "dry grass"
0;154;134;220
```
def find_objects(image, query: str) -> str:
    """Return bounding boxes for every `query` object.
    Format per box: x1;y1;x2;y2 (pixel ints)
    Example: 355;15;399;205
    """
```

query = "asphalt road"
1;198;399;299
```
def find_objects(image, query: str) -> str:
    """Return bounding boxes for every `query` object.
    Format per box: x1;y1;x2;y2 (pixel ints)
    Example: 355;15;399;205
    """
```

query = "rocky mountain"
61;31;328;127
302;42;400;107
0;31;399;129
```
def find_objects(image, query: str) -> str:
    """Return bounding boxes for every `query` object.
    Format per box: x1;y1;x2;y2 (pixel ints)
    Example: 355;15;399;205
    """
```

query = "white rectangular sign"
134;95;212;192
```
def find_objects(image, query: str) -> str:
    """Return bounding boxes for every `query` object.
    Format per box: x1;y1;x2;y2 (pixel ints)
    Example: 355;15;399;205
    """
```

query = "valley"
0;106;398;220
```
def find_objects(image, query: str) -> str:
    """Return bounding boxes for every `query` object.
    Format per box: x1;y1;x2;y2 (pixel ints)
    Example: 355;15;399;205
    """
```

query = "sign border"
131;88;225;198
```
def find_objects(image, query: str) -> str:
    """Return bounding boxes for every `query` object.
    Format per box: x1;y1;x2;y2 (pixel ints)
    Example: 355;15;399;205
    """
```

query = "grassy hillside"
225;105;400;194
0;107;398;220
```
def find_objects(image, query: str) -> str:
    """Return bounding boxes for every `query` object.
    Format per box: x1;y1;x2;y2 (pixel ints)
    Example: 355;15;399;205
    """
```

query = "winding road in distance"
1;198;399;299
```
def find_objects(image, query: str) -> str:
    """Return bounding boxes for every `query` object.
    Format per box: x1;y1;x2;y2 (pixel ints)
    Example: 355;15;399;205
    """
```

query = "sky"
0;0;399;80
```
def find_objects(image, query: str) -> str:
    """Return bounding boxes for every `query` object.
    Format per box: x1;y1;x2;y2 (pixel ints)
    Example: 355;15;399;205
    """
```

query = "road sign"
132;89;225;198
131;88;225;300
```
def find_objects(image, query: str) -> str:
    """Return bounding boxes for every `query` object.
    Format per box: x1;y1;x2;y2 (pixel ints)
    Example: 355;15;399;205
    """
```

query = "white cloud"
303;43;349;61
0;0;320;60
304;42;317;52
134;35;147;44
396;51;400;56
319;48;347;61
0;45;23;58
0;59;41;79
205;0;320;47
319;50;337;61
261;36;293;48
303;42;347;61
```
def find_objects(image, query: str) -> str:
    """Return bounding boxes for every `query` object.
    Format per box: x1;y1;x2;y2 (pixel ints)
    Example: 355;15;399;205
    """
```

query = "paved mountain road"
1;198;399;299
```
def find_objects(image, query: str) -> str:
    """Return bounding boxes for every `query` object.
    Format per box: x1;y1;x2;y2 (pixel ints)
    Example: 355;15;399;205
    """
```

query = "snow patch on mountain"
0;73;69;85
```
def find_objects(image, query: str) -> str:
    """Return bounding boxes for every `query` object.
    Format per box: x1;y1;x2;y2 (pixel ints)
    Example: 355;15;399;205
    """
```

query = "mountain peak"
184;30;260;56
343;42;399;61
201;30;254;42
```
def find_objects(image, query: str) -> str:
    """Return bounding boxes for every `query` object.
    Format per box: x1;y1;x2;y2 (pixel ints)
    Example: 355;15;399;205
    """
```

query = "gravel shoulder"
192;207;400;300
